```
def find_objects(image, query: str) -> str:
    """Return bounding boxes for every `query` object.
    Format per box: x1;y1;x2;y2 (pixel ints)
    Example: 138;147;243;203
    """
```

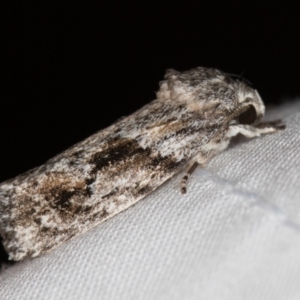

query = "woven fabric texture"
1;100;300;300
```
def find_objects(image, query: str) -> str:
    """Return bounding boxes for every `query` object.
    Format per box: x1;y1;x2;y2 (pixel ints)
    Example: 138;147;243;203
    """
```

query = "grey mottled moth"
0;67;285;261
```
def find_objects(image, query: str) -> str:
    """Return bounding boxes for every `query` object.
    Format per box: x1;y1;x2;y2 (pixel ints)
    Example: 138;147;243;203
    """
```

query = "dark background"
1;1;300;263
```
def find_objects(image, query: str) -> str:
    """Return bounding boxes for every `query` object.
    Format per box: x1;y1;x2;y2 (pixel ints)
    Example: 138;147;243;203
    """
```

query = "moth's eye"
238;105;257;125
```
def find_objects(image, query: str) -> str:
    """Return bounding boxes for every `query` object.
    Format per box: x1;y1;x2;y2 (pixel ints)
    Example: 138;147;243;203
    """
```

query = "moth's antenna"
226;71;252;86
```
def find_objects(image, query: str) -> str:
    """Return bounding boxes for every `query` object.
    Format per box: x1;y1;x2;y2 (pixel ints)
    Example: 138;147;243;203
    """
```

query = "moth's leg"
181;161;199;194
228;121;285;138
256;120;286;130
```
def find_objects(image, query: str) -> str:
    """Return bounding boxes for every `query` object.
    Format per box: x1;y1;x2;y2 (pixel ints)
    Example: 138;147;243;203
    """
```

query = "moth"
0;67;284;261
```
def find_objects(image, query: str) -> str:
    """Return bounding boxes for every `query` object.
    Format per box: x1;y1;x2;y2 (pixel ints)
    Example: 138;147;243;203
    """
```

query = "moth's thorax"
157;67;237;108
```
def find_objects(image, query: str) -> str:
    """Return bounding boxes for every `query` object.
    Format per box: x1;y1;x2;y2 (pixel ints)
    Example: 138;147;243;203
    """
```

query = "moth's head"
156;67;266;126
234;81;265;125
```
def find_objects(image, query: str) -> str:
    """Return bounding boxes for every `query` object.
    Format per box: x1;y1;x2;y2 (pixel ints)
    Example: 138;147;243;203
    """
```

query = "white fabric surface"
1;100;300;300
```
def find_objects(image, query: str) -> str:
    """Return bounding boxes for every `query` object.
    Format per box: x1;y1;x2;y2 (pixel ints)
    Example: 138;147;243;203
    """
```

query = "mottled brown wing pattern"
0;66;284;260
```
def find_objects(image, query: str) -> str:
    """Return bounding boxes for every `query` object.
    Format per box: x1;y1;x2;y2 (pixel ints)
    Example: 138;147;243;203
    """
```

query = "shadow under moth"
0;67;285;261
